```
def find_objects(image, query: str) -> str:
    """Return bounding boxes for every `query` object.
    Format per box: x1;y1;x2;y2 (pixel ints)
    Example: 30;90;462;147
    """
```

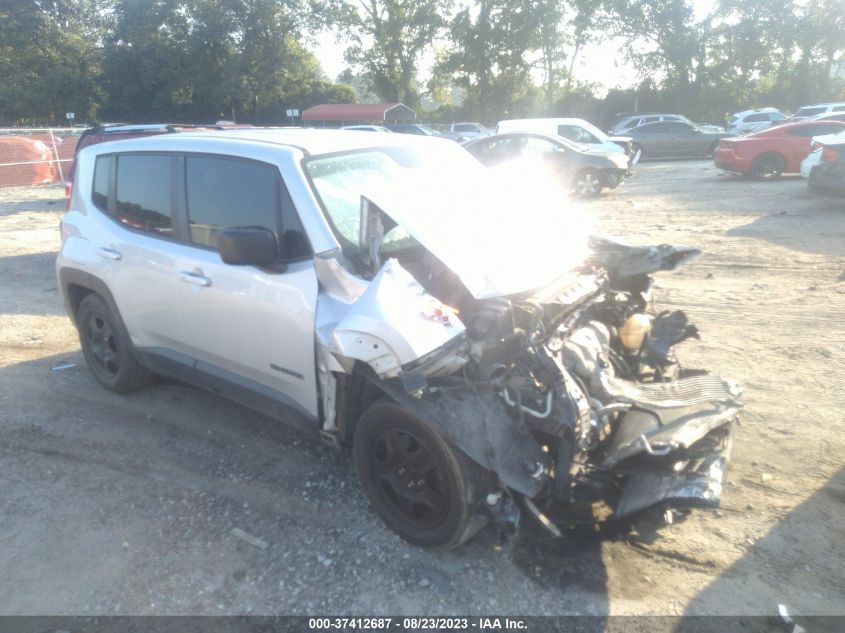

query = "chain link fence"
0;127;86;187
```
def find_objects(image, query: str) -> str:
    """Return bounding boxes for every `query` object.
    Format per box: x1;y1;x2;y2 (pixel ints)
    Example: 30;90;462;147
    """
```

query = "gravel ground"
0;163;843;618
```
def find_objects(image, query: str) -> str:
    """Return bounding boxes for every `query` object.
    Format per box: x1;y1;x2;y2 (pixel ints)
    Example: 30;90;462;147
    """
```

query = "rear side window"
770;112;786;120
91;155;111;212
834;105;845;112
744;113;768;122
115;155;174;235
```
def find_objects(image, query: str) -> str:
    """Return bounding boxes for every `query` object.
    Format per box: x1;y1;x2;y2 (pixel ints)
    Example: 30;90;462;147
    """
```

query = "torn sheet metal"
588;235;701;278
319;258;467;379
371;373;551;498
615;424;734;516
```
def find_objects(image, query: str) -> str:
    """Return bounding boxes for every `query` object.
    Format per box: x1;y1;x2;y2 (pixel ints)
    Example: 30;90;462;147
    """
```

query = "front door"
171;154;319;420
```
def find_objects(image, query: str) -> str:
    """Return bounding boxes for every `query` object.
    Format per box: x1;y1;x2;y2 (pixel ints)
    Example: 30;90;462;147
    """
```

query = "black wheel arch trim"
356;366;549;498
59;267;126;332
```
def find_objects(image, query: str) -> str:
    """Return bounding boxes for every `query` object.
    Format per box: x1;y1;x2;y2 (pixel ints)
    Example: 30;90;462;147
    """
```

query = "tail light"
64;181;72;210
821;147;838;162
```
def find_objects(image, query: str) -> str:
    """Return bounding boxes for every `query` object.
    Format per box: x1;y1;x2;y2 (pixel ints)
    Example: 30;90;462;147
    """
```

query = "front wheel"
750;152;786;179
353;402;489;550
572;169;605;197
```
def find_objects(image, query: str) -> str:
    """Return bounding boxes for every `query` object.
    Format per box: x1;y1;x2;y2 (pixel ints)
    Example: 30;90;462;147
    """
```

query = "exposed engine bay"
315;201;742;537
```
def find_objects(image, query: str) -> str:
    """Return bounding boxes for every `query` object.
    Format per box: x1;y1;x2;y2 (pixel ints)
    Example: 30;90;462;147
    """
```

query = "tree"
0;0;106;122
431;1;540;122
328;0;451;108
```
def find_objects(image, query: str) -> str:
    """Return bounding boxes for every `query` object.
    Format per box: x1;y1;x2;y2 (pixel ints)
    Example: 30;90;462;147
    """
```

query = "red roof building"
301;103;416;124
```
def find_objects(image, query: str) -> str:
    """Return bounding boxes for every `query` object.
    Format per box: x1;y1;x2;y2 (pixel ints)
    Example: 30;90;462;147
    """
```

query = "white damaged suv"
58;129;741;549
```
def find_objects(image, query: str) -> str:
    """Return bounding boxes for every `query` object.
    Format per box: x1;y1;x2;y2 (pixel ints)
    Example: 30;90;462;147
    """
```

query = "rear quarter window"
91;155;112;212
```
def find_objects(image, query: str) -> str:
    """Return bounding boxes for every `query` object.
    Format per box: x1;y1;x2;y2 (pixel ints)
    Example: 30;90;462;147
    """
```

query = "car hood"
362;172;592;300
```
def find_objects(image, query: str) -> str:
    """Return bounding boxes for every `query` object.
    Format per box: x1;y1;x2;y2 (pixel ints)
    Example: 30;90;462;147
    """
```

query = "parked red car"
714;120;845;178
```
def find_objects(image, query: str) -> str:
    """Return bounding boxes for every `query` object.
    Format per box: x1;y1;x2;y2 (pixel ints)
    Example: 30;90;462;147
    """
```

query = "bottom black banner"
0;616;840;633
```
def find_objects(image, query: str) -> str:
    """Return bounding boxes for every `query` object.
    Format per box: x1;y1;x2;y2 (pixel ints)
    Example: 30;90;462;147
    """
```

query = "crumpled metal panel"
615;426;733;517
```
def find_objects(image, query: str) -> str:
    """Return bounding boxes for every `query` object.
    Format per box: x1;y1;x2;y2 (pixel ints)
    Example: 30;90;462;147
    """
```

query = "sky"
313;32;639;94
313;0;718;97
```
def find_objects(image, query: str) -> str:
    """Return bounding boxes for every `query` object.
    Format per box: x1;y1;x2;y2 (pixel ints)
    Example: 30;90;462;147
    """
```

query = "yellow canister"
618;313;652;351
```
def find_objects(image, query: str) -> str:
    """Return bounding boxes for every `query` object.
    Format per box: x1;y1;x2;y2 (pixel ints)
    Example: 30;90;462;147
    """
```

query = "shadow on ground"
727;204;845;258
0;251;65;315
0;350;610;615
676;467;845;632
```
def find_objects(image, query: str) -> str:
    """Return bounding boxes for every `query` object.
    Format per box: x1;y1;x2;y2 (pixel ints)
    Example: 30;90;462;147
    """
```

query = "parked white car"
800;130;845;178
341;125;392;132
792;103;845;121
496;117;638;163
727;108;787;134
449;122;493;139
57;129;740;550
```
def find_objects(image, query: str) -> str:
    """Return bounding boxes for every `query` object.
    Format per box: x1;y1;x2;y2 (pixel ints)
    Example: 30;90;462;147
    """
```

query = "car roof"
734;108;781;116
468;131;582;150
750;119;845;134
798;102;845;108
84;127;451;156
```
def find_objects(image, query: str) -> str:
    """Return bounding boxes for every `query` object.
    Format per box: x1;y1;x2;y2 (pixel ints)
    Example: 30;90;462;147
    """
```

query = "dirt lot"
1;162;843;619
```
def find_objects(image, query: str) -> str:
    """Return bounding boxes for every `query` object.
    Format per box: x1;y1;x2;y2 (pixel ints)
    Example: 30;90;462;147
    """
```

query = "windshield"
578;121;610;141
303;140;591;298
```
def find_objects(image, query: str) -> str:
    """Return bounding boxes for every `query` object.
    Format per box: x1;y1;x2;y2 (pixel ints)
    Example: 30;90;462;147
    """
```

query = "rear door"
659;121;703;156
171;154;319;421
635;122;674;158
90;152;186;351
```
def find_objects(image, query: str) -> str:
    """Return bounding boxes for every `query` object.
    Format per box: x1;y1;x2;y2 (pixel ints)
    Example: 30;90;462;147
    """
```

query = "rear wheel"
77;294;153;393
572;169;605;197
353;402;488;550
750;152;786;179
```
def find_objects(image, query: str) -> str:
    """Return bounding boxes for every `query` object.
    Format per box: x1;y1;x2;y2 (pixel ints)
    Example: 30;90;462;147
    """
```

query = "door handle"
96;247;122;261
178;271;212;287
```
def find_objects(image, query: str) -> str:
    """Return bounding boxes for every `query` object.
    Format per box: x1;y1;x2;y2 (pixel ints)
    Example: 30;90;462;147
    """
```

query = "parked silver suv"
58;129;741;550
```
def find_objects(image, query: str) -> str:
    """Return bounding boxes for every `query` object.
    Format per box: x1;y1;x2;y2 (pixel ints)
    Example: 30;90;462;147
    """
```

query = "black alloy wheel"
354;402;488;550
77;293;154;393
750;152;786;179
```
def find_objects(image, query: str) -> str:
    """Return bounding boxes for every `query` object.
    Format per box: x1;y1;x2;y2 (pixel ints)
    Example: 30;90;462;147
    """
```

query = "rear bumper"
808;165;845;194
713;153;748;174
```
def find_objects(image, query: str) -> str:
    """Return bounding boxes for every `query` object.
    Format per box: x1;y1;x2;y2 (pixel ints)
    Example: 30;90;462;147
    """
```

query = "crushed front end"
338;237;742;537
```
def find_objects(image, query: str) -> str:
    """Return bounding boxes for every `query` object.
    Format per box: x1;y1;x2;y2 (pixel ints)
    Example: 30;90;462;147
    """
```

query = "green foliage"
1;0;844;127
0;0;356;124
326;0;452;108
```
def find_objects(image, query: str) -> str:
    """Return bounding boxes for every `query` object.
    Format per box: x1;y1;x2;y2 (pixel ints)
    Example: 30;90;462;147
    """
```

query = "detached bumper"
615;423;735;517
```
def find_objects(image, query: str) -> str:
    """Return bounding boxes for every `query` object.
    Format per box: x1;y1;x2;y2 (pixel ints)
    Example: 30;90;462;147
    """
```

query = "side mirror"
218;226;278;266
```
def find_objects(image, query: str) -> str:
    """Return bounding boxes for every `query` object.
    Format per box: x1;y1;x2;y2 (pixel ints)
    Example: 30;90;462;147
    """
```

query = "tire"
707;141;719;157
77;293;154;393
750;152;786;179
572;169;605;197
353;401;488;550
